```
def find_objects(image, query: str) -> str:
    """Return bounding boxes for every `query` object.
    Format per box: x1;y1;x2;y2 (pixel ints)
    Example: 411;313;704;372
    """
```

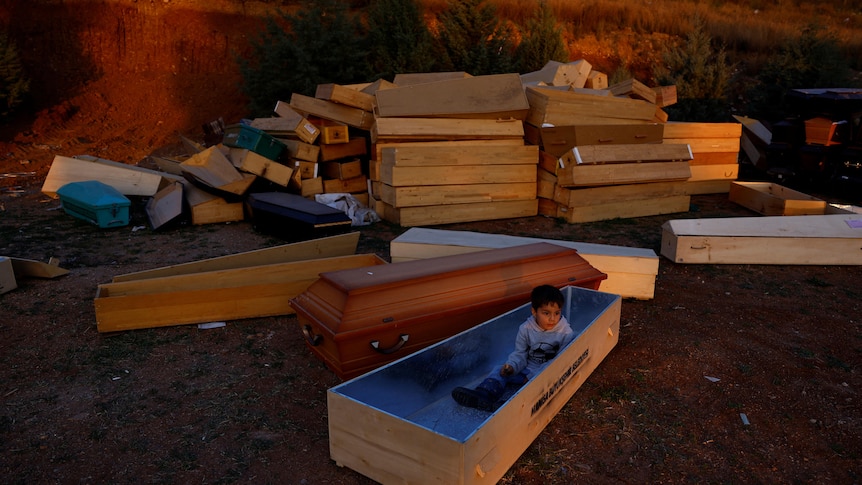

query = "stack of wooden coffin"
662;121;743;194
367;72;540;226
518;60;696;223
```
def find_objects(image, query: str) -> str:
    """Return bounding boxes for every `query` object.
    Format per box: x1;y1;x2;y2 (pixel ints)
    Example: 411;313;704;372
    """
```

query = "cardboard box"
328;285;621;484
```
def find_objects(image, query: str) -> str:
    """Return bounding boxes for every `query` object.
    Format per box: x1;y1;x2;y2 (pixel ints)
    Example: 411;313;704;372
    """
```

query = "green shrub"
0;32;30;119
747;24;857;120
513;1;569;73
365;0;438;80
434;0;516;75
654;14;733;121
237;0;370;117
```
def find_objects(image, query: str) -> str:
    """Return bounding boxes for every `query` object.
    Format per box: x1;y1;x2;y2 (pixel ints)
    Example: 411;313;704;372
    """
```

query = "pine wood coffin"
328;285;621;485
289;243;607;380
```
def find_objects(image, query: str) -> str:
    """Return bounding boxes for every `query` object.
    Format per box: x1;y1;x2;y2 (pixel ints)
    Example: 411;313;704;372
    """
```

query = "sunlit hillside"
421;0;862;85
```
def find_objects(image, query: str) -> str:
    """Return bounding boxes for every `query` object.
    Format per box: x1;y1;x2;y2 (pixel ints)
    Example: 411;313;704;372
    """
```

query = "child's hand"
500;364;514;377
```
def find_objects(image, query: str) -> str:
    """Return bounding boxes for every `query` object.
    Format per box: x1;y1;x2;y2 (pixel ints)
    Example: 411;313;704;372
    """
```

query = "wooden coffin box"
728;181;826;216
328;285;621;484
245;192;352;242
56;180;131;228
289;243;607;380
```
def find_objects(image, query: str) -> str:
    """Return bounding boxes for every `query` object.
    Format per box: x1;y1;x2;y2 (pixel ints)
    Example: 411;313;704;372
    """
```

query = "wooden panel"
687;163;738;182
554;181;687;206
561;143;692;166
380;199;539;227
315;83;376;112
372;139;525;161
558;195;690;223
372;117;524;143
379;182;536;208
538;124;664;157
380;164;536;186
525;86;657;126
323;175;367;194
608;78;657;103
393;71;471;86
381;143;537;166
280;138;320;162
520;59;591;88
662;121;742;138
318;137;367;162
660;214;862;264
728;181;826;216
320;159;362;180
663;137;740;153
228;148;293;186
375;73;530;120
95;254;387;332
556;160;692;187
0;256;16;295
289;93;374;131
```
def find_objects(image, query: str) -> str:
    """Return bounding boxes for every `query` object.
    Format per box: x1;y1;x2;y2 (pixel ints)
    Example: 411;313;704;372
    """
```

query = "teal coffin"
56;180;131;228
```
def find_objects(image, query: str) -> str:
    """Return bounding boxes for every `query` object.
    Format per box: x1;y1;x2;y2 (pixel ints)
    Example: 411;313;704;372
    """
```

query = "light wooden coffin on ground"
289;243;607;380
524;86;657;126
728;181;827;216
389;227;659;300
42;155;163;198
94;253;386;332
328;285;621;485
662;121;742;194
111;232;360;282
660;214;862;264
375;73;529;120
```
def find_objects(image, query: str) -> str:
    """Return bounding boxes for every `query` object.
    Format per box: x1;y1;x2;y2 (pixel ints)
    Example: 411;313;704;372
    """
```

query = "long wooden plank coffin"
374;73;530;120
525;86;657;126
728;181;826;216
660;214;862;264
42;155;163;198
377;199;539;227
111;232;360;282
328;285;621;485
95;253;387;332
389;227;659;300
288;243;607;380
371;117;524;143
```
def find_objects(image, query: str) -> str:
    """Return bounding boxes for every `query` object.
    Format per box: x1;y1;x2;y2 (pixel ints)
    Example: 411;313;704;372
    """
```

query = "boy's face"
531;302;562;331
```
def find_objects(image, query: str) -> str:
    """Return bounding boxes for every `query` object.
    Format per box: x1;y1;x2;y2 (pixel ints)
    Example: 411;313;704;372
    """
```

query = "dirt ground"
1;2;861;484
1;71;861;484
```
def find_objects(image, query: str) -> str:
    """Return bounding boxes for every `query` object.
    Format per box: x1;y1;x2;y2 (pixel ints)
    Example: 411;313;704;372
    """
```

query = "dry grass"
422;0;862;72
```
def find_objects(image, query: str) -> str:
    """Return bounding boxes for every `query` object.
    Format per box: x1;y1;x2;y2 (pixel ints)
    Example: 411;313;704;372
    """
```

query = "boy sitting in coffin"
452;284;575;411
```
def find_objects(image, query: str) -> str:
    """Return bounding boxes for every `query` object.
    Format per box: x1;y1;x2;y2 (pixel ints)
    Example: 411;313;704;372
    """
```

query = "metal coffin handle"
302;325;323;346
370;334;409;354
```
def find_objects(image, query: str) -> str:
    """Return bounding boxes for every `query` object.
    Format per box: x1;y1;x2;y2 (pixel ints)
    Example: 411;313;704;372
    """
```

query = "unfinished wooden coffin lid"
289;243;607;379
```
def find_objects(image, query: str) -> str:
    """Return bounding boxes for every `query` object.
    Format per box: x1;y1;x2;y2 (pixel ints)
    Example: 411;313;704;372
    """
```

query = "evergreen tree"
237;0;370;116
0;32;30;119
654;15;733;122
748;24;856;119
513;1;568;74
365;0;437;80
435;0;516;75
